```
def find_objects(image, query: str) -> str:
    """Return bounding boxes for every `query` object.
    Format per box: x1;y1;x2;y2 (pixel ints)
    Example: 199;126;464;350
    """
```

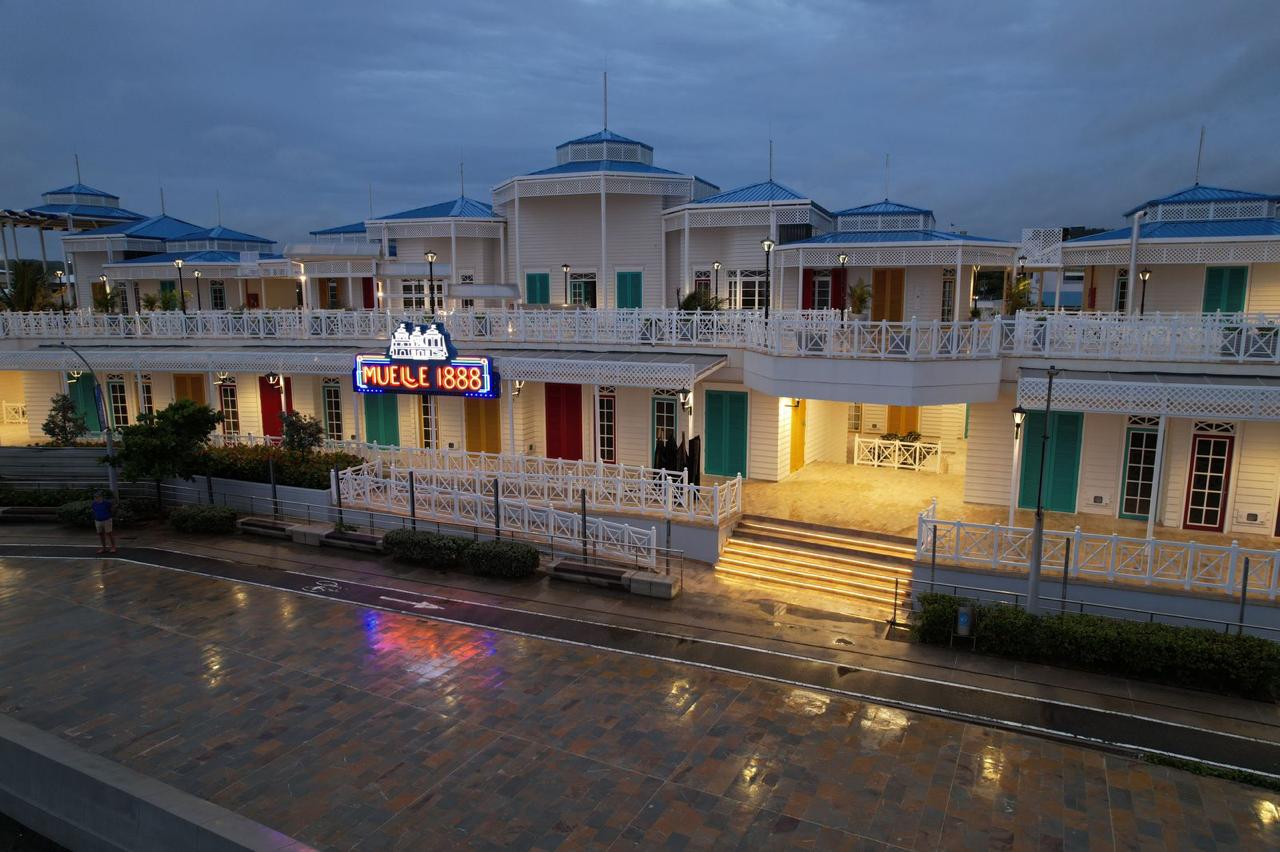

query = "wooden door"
704;390;748;477
544;383;583;460
362;394;400;446
1017;411;1083;514
465;397;501;453
831;268;847;311
173;374;207;406
67;374;102;431
790;399;807;472
886;405;919;435
245;292;261;309
1183;433;1233;532
801;270;816;310
871;269;905;321
257;376;294;438
1202;267;1247;314
361;277;375;310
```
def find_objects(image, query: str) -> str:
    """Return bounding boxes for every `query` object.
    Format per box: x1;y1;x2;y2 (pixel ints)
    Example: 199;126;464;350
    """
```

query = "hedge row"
56;497;161;529
913;593;1280;701
168;505;239;534
197;445;364;490
0;486;93;507
381;529;540;580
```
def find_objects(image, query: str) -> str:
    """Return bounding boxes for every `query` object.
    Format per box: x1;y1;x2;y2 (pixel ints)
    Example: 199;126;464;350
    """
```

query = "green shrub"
168;505;238;534
197;445;363;490
0;487;93;507
913;594;1280;701
463;540;540;580
381;529;472;571
56;497;160;529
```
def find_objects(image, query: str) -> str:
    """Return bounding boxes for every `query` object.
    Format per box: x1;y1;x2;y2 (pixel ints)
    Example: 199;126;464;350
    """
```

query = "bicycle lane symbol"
299;578;342;595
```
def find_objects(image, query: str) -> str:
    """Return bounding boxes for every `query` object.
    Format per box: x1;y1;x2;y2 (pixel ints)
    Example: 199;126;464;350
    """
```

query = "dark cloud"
3;0;1278;257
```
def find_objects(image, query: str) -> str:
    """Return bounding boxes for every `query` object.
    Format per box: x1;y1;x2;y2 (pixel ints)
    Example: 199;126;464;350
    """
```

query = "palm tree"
0;260;55;312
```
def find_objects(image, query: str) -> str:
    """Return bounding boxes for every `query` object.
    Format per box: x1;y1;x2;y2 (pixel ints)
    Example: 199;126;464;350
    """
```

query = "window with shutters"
322;380;343;439
525;272;550;305
218;379;240;435
597;389;616;463
420;396;437;449
1114;268;1129;313
941;267;956;322
210;280;227;310
139;376;154;417
106;377;129;428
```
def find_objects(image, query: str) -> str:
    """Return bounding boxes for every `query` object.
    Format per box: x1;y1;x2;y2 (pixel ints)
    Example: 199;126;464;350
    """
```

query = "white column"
499;223;506;286
1008;426;1023;526
1126;210;1145;315
513;186;522;302
797;250;805;310
591;384;601;462
506;383;516;455
681;211;689;305
1054;266;1063;311
238;279;246;309
206;373;218;417
352;389;363;441
346;278;355;309
769;208;778;314
600;175;607;308
1146;415;1168;539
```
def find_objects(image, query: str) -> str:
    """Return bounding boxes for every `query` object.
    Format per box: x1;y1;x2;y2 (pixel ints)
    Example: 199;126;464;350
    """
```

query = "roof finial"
768;138;773;182
368;183;374;218
216;190;222;226
460;159;465;198
74;153;81;184
1194;125;1206;185
159;185;166;215
602;70;608;130
884;153;891;199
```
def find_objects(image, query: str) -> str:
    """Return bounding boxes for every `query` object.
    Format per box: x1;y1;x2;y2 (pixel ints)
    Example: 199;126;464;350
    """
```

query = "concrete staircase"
715;514;916;619
0;447;111;487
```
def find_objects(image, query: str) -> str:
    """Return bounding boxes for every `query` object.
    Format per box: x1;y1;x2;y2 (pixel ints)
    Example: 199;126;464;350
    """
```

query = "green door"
525;273;550;305
1017;410;1083;513
704;390;748;478
67;374;102;432
362;394;400;446
616;271;642;309
1202;266;1247;313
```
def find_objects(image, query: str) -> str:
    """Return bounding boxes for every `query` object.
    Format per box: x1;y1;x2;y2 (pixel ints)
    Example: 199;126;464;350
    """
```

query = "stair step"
715;564;901;612
719;544;911;581
725;535;915;571
733;521;917;561
738;514;916;547
715;555;910;597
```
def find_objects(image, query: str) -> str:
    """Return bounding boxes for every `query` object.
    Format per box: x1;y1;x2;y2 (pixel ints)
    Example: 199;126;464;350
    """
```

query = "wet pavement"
1;553;1279;849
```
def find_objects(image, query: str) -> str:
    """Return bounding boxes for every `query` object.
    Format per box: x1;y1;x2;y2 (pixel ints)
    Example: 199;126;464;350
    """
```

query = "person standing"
91;491;117;554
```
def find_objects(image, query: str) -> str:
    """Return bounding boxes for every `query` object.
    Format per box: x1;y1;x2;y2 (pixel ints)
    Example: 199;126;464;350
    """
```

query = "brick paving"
0;555;1277;850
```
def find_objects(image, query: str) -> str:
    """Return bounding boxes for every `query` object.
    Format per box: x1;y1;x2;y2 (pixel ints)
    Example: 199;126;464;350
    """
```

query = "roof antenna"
460;159;465;198
159;185;166;215
602;70;608;130
768;138;774;182
74;153;82;184
1193;125;1206;185
215;190;222;226
884;153;891;199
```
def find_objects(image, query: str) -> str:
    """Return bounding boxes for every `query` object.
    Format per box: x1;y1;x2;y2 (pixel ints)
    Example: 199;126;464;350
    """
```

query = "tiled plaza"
0;555;1277;850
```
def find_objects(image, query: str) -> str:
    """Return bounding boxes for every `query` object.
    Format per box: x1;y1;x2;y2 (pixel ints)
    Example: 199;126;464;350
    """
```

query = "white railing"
8;307;1279;364
853;436;942;472
1001;311;1280;363
337;462;657;567
206;434;741;524
916;501;1280;600
1;401;27;424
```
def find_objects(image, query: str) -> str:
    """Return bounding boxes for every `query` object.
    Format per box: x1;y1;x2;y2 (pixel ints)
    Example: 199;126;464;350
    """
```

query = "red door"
544;383;583;460
257;376;294;438
801;269;816;309
361;277;376;310
831;268;847;311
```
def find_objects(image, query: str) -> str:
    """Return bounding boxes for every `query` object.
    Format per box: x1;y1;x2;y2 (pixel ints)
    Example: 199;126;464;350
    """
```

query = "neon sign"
354;322;499;398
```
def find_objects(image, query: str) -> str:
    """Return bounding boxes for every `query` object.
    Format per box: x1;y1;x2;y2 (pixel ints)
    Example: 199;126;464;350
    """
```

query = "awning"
1018;368;1280;421
482;349;726;389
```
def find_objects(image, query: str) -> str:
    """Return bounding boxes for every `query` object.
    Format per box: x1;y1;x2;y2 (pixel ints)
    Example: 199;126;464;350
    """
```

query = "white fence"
916;500;1280;599
337;462;657;567
853;436;942;472
6;307;1279;364
208;435;742;524
1;401;26;424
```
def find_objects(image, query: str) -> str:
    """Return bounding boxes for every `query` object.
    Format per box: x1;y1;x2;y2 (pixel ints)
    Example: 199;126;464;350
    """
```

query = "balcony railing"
2;308;1278;364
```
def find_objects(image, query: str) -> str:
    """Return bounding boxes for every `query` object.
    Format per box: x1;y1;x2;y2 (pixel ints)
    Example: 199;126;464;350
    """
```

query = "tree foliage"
279;410;324;453
678;289;725;311
41;393;88;446
1;260;55;312
116;399;222;484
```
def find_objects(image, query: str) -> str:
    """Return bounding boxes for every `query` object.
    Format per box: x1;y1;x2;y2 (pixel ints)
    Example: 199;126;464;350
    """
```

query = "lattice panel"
602;176;691;196
1063;240;1280;266
518;177;600;197
497;356;697;389
558;141;651;165
1018;376;1280;421
686;208;771;228
108;262;240;281
305;260;376;276
1020;228;1063;265
837;214;933;231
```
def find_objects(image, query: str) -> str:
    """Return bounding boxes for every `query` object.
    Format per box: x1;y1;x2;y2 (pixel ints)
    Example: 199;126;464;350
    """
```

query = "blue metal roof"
70;215;206;240
787;229;1009;246
835;199;933;216
44;183;118;199
694;180;807;205
112;250;285;266
310;221;367;236
1067;218;1280;243
1123;185;1280;217
169;225;273;244
556;129;652;151
27;203;145;222
375;196;495;221
527;160;685;177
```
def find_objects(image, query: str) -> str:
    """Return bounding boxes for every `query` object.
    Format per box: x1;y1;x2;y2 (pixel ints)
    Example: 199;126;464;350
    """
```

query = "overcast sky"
3;0;1278;255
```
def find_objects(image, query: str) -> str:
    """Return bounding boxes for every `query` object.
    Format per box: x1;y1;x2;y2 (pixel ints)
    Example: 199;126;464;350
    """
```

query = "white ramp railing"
337;462;657;567
916;501;1280;600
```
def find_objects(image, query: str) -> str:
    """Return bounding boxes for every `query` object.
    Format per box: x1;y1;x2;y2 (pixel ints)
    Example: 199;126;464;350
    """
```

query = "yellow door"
465;397;501;453
886;405;919;435
790;399;806;472
871;269;905;322
173;374;207;406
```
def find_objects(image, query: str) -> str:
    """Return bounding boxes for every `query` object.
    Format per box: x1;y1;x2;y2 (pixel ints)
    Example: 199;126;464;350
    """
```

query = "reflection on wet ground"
0;556;1276;850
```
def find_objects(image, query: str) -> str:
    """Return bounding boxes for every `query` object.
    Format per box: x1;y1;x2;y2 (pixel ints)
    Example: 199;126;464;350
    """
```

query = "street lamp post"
561;263;571;307
173;258;187;312
1025;365;1059;615
712;261;722;303
837;253;848;316
760;238;775;319
61;342;118;499
193;270;203;311
425;251;437;315
97;275;109;313
1138;267;1152;315
54;269;67;315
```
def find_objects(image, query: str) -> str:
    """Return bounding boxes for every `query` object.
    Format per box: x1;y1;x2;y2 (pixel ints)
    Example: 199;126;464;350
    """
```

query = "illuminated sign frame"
354;322;500;399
